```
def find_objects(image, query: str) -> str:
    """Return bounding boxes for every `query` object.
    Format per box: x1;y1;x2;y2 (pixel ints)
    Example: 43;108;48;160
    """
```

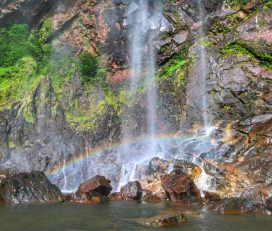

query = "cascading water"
197;0;210;135
118;0;163;186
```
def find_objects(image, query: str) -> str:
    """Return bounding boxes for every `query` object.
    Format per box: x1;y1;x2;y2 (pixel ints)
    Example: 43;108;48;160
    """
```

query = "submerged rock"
141;213;187;227
76;175;113;197
161;169;201;202
208;197;267;215
0;171;63;204
120;181;142;200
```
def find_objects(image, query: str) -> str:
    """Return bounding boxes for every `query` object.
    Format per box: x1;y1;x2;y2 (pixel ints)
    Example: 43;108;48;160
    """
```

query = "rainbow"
48;132;210;180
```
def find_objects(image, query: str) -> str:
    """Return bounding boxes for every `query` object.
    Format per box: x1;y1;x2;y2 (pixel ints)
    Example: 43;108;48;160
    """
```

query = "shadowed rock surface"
0;171;63;204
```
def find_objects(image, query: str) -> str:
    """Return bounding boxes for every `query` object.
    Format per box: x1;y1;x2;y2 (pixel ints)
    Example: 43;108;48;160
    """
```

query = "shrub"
79;52;98;84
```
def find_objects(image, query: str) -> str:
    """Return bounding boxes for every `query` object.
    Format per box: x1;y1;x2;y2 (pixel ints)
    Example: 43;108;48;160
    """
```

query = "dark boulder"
265;197;272;211
120;181;142;200
161;169;201;202
0;171;63;204
76;175;113;197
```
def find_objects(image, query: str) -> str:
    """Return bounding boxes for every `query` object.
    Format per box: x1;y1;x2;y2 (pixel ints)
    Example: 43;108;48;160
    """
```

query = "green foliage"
0;22;54;112
227;0;249;8
222;42;272;69
263;1;272;12
0;24;41;67
0;57;41;109
221;42;253;57
157;53;188;88
38;17;53;44
79;52;99;83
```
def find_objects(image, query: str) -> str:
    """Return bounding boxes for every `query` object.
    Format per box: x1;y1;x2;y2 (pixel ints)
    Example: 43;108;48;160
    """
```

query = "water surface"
0;201;271;231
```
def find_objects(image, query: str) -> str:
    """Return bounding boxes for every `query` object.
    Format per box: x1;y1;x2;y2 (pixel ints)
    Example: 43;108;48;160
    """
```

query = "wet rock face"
203;191;221;204
161;169;201;202
76;175;113;197
120;181;142;200
0;77;86;177
0;0;58;27
0;171;63;204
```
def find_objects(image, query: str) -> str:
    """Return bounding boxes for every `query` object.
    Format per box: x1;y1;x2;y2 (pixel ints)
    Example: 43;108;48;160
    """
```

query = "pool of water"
0;201;271;231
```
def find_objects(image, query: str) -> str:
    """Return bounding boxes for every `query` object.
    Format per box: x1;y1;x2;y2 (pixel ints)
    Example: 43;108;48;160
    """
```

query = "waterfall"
197;0;210;135
49;0;217;193
123;1;163;157
116;1;164;190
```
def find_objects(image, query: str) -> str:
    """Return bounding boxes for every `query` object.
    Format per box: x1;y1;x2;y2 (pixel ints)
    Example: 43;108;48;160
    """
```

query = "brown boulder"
76;175;112;197
71;192;109;204
120;181;142;200
161;170;201;202
71;192;92;203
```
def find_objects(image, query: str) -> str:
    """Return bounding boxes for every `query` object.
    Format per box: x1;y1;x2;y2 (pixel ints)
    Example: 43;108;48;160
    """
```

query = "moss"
38;17;53;44
79;52;98;83
157;50;189;91
0;57;40;109
221;42;253;58
224;105;231;112
48;52;76;94
222;42;272;70
65;86;126;131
